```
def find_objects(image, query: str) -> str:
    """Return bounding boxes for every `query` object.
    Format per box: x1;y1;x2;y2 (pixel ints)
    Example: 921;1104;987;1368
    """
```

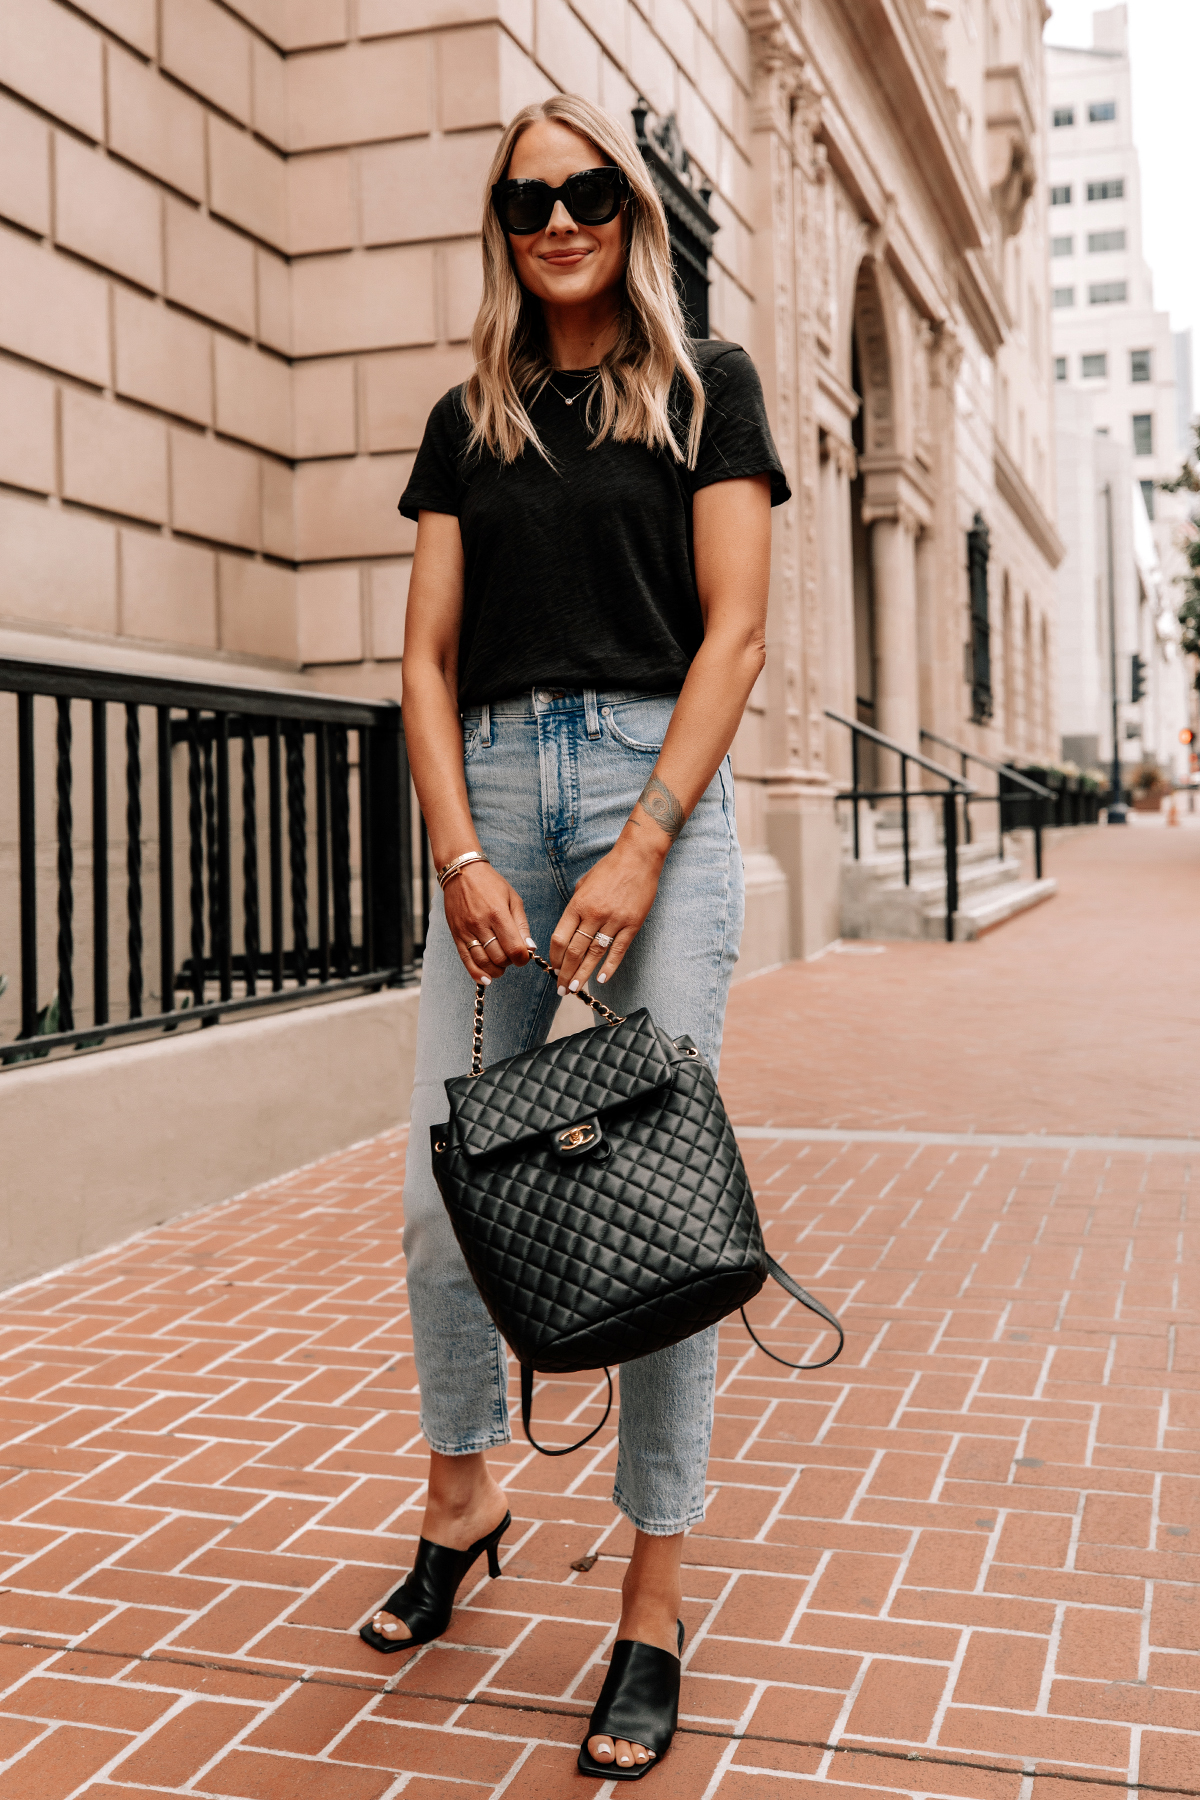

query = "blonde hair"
465;95;705;468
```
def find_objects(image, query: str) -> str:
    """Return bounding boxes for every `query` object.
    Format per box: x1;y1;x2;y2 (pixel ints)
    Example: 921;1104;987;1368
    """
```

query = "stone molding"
859;453;934;533
985;62;1037;240
994;440;1067;570
764;768;841;802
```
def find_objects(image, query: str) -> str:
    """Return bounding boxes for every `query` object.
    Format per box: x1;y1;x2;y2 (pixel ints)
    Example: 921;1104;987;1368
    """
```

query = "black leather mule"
358;1510;511;1653
577;1619;685;1780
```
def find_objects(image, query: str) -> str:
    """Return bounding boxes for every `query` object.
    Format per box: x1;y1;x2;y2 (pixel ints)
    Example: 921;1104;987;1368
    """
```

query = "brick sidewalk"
0;826;1196;1799
721;819;1200;1139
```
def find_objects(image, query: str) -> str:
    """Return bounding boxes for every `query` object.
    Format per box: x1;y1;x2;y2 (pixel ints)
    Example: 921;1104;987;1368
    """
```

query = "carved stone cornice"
985;63;1037;240
820;429;858;479
929;318;964;388
747;0;807;136
859;453;934;531
993;440;1067;570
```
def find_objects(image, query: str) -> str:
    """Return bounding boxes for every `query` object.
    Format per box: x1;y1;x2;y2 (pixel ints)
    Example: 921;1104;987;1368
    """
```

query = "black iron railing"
826;709;974;942
920;729;1054;880
1018;764;1105;827
2;658;430;1066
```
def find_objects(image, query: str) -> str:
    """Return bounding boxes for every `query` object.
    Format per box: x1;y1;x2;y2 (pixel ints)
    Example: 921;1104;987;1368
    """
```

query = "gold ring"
467;938;482;948
595;933;615;948
572;929;594;940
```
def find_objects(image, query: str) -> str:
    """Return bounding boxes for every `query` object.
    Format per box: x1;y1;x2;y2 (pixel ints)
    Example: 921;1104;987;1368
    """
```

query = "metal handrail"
827;709;976;790
919;728;1054;799
2;655;431;1067
920;727;1050;878
825;709;973;942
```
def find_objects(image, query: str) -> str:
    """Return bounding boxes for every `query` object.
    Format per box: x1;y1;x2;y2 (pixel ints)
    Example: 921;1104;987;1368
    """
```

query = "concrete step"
839;838;1004;878
840;842;1057;942
930;876;1058;942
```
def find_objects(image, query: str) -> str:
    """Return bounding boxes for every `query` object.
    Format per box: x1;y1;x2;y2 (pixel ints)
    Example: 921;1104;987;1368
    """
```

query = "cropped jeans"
402;688;745;1535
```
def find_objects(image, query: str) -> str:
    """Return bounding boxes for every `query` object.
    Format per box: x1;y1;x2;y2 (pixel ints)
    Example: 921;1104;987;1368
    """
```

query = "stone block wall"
0;0;756;706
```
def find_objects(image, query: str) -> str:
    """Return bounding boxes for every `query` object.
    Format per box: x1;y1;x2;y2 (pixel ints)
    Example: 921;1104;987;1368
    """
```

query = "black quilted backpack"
430;956;844;1453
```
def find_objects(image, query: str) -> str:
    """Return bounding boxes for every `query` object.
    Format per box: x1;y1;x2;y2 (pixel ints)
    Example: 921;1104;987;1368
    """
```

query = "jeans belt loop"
480;702;492;747
583;688;601;740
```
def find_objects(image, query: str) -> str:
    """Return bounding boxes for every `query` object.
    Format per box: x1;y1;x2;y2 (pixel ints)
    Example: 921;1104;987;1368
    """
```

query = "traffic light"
1131;653;1147;702
1182;728;1196;747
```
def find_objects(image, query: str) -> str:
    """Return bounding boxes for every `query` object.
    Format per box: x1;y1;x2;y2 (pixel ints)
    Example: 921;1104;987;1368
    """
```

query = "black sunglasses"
491;168;628;236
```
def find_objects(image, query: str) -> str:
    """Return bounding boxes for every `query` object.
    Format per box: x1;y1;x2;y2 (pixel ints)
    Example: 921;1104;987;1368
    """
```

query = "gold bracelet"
436;850;491;890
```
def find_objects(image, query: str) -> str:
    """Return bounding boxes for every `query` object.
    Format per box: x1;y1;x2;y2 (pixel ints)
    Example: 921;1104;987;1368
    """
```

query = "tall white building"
1046;5;1190;781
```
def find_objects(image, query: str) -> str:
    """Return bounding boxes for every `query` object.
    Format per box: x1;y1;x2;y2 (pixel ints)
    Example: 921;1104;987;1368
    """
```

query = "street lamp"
1103;482;1127;824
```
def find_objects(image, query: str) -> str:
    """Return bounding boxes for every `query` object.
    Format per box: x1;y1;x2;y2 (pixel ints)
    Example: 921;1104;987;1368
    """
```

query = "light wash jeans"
403;688;745;1535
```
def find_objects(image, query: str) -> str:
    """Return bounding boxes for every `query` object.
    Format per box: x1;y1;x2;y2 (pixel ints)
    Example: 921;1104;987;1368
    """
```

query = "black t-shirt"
398;341;790;704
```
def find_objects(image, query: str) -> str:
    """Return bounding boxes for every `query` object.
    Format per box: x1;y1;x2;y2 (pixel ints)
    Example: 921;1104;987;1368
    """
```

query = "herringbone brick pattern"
0;822;1196;1798
0;1129;1195;1799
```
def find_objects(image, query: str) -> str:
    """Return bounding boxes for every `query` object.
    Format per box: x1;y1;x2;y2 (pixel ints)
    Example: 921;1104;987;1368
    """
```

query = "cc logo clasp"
553;1117;603;1157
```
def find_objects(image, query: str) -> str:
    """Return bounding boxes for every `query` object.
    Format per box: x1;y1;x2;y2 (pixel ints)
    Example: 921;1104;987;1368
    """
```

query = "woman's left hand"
550;831;667;995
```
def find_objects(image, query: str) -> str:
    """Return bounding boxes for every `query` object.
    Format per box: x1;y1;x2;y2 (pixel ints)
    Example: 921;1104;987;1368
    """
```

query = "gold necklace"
546;369;601;407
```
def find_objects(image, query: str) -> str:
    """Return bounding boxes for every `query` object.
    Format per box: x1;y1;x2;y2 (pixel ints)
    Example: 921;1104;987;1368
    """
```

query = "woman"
360;94;788;1779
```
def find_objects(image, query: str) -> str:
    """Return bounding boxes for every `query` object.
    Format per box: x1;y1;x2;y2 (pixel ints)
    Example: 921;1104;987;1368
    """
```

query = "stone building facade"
0;0;1062;974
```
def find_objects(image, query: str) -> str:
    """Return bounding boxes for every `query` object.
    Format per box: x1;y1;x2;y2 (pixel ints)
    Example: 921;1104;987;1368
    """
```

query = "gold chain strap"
471;953;626;1076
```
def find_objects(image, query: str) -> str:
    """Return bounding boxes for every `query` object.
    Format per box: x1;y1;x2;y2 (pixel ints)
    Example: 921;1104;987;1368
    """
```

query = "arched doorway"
849;330;875;737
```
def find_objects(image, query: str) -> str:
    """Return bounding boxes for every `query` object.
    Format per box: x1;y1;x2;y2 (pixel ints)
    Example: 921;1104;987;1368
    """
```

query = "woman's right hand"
442;861;535;983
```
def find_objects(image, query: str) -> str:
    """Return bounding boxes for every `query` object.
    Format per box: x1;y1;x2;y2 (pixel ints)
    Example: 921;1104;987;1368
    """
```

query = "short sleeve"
398;387;470;521
689;347;791;507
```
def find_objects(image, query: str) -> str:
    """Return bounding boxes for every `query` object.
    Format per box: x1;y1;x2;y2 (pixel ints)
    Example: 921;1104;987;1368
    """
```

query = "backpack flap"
444;1008;680;1160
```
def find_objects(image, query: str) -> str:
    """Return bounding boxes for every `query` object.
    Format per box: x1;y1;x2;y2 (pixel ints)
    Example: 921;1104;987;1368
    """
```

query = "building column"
748;28;841;960
868;505;922;751
820;430;858;783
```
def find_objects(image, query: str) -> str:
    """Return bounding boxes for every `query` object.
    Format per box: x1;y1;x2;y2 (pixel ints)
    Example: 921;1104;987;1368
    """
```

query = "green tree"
1158;422;1200;660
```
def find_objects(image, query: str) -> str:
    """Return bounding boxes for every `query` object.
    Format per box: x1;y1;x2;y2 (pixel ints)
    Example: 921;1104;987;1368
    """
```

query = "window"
967;514;993;724
1130;348;1152;383
1132;413;1154;456
1050;184;1072;205
1088;230;1126;253
1051;235;1073;257
1089;281;1127;304
1082;353;1108;378
1087;179;1124;201
1052;106;1075;127
632;102;716;337
1054;356;1067;381
1140;479;1156;520
1053;286;1075;308
1089;100;1116;122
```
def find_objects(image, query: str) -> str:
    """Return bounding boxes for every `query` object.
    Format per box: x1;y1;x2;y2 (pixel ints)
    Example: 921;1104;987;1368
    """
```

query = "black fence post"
942;790;959;943
157;707;174;1013
900;753;910;886
92;700;109;1027
364;704;411;980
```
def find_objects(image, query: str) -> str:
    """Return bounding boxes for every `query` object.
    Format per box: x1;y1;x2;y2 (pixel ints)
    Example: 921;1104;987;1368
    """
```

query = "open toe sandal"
577;1619;685;1780
359;1510;510;1653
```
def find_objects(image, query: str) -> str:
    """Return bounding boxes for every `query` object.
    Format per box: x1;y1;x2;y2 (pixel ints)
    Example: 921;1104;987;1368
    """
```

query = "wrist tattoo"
636;775;685;842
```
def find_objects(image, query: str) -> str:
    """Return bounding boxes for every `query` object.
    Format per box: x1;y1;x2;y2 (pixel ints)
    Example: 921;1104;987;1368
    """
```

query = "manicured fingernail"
597;972;607;983
568;979;579;992
525;936;536;948
480;975;491;986
557;985;565;997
